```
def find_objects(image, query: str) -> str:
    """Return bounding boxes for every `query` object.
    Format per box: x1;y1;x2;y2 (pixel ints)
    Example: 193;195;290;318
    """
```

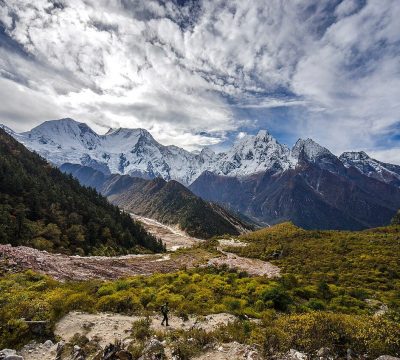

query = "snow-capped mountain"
340;151;400;187
1;118;305;185
3;118;400;231
11;118;202;183
3;118;399;187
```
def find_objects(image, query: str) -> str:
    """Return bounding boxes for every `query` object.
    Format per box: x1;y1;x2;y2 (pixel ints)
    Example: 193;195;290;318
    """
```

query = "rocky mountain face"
4;118;400;230
190;145;400;230
60;163;253;238
340;151;400;187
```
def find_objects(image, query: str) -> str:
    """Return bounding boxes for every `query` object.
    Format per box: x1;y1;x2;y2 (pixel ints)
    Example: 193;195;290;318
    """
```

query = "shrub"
131;318;153;341
261;312;400;358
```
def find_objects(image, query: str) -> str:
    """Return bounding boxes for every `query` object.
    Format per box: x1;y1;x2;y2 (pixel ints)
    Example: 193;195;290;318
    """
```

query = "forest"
0;129;165;255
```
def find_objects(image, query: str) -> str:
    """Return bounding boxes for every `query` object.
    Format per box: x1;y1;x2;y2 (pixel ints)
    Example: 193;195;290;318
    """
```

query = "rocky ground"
12;311;252;360
0;244;207;281
0;217;281;281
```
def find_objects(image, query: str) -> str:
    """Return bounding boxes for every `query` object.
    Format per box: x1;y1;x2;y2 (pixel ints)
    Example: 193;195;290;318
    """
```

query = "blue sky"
0;0;399;163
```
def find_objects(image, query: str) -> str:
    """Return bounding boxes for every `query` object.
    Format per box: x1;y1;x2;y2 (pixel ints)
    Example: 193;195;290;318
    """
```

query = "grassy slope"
229;222;400;308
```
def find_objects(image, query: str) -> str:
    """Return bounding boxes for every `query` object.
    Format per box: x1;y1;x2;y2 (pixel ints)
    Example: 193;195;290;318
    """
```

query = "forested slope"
0;129;164;255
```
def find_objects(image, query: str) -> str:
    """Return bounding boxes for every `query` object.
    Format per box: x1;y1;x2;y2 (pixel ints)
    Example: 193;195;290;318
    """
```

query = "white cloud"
0;0;399;156
236;132;247;140
368;148;400;165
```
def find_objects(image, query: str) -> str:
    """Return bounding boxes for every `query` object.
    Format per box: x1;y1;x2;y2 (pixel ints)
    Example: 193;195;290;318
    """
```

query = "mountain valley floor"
1;220;400;359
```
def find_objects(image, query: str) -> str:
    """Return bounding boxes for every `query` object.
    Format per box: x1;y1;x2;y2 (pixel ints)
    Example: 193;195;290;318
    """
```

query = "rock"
138;338;165;360
285;349;308;360
316;347;333;359
375;357;400;360
71;345;85;360
43;340;53;348
246;349;259;360
103;340;132;360
55;341;65;360
0;350;17;358
0;350;24;360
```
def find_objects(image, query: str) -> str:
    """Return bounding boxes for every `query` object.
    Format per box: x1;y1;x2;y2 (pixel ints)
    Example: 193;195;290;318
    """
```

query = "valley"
1;121;400;359
130;214;201;251
4;118;400;231
1;1;400;358
0;214;280;281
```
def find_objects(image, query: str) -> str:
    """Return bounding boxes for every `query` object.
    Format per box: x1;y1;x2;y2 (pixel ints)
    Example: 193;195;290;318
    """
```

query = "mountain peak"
339;150;400;185
105;127;155;141
29;118;93;134
292;138;331;161
255;129;271;140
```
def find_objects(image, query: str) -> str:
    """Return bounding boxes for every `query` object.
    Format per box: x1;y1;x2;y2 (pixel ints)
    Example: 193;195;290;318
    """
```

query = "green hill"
227;221;400;311
60;163;254;239
0;129;164;255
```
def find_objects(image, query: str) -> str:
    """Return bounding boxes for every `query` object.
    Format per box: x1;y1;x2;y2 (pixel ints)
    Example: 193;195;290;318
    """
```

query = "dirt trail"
19;311;240;360
131;214;201;251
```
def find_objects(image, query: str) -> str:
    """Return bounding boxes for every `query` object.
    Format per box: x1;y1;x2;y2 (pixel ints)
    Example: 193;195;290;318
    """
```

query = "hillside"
1;222;400;358
226;221;400;310
60;163;253;238
0;129;164;255
190;151;400;230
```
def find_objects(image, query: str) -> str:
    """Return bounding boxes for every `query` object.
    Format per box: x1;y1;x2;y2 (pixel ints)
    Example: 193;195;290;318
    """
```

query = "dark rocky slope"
189;152;400;230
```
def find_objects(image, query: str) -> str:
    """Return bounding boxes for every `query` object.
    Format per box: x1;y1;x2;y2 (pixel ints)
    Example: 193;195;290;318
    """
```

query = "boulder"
43;340;53;348
102;341;132;360
138;338;165;360
285;349;308;360
0;350;17;358
0;350;24;360
71;345;85;360
375;357;400;360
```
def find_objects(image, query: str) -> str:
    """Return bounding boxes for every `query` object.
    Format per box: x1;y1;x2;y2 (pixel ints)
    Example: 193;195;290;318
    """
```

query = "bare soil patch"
208;249;280;278
0;244;207;281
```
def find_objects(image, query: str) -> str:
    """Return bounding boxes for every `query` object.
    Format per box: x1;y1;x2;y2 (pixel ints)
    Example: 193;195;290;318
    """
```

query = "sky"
0;0;399;163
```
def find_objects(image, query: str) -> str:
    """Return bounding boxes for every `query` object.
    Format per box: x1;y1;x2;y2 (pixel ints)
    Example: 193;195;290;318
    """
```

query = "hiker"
161;301;169;326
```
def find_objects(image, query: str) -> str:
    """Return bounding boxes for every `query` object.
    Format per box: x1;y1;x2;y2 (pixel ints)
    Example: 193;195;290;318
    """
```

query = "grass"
1;222;400;357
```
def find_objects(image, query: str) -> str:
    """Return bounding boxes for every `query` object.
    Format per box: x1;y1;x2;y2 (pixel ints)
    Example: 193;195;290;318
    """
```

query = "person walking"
161;301;169;326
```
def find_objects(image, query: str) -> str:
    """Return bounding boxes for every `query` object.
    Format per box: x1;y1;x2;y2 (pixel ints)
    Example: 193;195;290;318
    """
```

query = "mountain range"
2;118;400;230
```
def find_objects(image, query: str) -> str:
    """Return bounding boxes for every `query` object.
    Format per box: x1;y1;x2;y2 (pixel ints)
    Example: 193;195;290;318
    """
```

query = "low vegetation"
1;212;400;357
228;222;400;314
1;264;400;357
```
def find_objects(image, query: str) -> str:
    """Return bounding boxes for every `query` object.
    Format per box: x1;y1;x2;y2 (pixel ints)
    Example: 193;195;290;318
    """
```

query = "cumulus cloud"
0;0;399;158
